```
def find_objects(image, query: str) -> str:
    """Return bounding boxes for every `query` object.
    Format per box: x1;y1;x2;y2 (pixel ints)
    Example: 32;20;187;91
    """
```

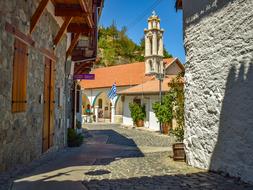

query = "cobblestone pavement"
3;124;253;190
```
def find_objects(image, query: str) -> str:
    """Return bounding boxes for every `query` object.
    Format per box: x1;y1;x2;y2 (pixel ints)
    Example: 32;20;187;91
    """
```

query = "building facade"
177;0;253;183
0;0;103;172
81;13;184;131
81;58;183;130
0;0;67;172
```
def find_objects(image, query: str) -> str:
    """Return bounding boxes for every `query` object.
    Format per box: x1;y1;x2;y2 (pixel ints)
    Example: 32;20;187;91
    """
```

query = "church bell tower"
144;11;164;75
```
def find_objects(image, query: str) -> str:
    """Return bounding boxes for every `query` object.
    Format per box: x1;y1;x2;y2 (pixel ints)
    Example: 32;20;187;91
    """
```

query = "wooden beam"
55;4;87;17
74;63;92;75
54;17;72;46
37;47;57;62
78;0;88;12
72;54;95;62
5;22;35;46
5;22;57;61
66;33;81;58
78;0;94;28
67;23;92;33
30;0;50;34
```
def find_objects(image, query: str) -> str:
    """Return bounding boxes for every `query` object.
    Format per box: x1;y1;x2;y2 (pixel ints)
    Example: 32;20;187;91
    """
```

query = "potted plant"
129;102;146;127
170;72;186;161
152;92;175;134
67;128;84;147
171;126;185;161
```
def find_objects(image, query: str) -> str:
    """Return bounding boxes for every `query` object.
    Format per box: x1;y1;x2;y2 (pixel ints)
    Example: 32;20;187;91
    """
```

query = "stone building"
81;12;184;131
177;0;253;183
0;0;103;172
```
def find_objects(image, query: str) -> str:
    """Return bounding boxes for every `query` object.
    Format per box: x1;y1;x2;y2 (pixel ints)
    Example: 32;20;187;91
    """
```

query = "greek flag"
108;83;117;100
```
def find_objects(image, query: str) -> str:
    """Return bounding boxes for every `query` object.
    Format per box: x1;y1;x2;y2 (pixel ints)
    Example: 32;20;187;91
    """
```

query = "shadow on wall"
210;61;253;182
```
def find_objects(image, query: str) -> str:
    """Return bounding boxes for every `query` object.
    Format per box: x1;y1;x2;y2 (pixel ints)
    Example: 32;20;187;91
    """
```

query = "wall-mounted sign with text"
73;74;95;80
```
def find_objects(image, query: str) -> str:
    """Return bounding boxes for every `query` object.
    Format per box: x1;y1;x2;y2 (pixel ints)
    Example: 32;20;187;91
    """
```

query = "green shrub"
152;72;185;141
129;103;146;123
171;127;184;142
152;92;175;124
67;128;84;147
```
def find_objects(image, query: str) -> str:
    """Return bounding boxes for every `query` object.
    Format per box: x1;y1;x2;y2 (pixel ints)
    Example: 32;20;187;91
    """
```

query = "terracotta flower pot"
136;120;144;127
173;142;186;161
162;122;171;134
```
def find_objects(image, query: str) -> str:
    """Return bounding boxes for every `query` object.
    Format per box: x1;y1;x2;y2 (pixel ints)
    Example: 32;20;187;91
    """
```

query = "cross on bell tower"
144;11;164;75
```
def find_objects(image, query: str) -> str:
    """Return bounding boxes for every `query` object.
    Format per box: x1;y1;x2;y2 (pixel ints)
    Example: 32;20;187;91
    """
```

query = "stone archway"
82;94;91;115
114;95;124;123
93;92;112;123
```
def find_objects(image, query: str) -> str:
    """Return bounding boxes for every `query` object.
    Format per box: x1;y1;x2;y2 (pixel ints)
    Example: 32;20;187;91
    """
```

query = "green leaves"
67;128;84;147
152;92;175;124
152;73;185;141
129;103;146;123
98;23;172;66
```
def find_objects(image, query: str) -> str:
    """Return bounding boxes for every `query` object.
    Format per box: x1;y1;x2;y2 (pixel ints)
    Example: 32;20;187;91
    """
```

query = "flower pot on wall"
136;120;144;127
162;122;171;135
173;142;186;161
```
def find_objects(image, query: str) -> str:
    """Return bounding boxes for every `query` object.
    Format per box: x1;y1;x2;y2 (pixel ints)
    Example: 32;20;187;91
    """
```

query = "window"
149;60;154;72
157;62;160;73
133;98;141;105
98;98;103;109
150;38;152;55
12;39;28;113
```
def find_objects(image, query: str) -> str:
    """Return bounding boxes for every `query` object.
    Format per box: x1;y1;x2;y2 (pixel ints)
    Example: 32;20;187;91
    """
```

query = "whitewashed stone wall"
183;0;253;183
122;95;160;131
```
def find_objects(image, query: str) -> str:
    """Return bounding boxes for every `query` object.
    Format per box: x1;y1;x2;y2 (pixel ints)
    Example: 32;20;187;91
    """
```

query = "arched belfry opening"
144;11;164;75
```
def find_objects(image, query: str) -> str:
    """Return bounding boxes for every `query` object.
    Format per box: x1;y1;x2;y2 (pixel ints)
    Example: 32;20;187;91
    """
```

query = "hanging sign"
73;74;95;80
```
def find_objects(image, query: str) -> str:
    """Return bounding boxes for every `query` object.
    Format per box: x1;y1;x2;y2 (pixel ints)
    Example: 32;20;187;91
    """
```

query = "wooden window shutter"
49;60;55;148
12;39;28;113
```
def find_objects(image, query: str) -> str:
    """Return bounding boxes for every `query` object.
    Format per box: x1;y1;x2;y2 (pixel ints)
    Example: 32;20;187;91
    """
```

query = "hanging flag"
108;83;117;99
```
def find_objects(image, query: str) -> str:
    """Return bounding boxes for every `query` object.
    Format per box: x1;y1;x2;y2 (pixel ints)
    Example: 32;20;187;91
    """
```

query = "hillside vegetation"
97;23;172;67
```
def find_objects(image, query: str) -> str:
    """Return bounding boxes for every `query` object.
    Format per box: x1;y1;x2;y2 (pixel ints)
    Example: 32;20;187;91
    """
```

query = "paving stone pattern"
1;124;252;190
83;124;253;190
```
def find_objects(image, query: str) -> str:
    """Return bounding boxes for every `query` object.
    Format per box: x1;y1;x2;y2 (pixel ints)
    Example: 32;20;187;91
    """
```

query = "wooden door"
42;57;55;152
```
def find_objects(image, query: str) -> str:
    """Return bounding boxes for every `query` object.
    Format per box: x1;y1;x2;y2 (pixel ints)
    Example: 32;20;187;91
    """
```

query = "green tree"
98;23;173;66
164;48;173;58
152;72;185;141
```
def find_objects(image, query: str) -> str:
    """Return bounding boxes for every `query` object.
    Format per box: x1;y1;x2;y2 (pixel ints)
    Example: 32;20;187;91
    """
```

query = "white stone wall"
165;62;182;75
183;0;253;183
123;96;133;126
122;95;160;131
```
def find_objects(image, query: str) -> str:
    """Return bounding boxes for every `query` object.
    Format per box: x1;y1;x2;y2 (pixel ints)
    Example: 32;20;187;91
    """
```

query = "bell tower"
144;11;164;75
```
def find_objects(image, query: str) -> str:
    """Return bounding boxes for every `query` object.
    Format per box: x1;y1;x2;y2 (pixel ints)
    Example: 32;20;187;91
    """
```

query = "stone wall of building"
183;0;253;183
0;0;67;171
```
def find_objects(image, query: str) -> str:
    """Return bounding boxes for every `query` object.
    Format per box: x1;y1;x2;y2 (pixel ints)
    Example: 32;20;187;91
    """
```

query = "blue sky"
99;0;185;63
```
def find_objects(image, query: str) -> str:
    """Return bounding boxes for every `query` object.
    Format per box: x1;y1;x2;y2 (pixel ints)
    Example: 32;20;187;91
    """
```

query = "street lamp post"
156;72;164;133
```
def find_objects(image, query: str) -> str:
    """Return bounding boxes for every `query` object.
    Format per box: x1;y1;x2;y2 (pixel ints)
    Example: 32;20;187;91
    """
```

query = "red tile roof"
118;76;178;95
80;58;179;89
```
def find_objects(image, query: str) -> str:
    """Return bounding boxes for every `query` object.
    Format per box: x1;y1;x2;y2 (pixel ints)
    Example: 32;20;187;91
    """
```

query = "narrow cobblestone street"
6;124;253;190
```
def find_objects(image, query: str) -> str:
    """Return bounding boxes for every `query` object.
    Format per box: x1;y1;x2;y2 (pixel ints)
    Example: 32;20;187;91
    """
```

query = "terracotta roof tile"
117;76;178;95
80;58;178;89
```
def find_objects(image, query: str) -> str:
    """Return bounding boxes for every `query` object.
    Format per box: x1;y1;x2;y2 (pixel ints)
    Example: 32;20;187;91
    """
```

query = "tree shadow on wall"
210;60;253;181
